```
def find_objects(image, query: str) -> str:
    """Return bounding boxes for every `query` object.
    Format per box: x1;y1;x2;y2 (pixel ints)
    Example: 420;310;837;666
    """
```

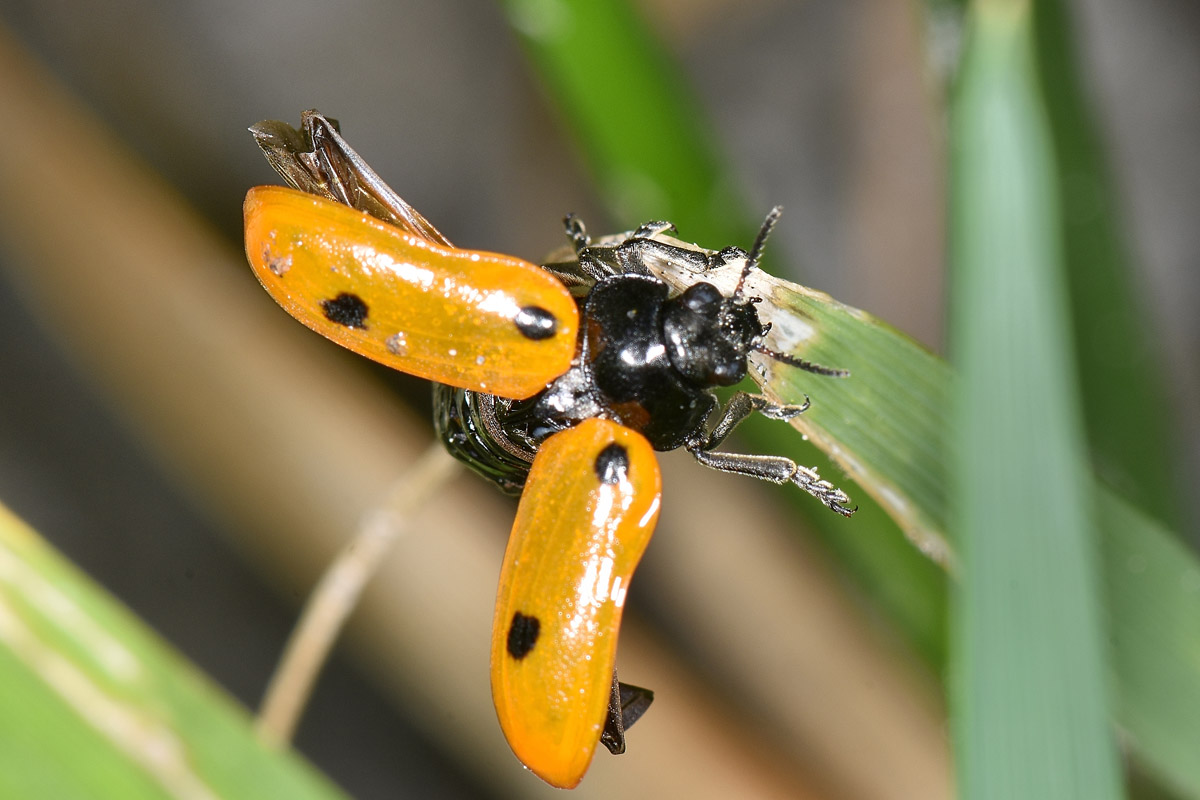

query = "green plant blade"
949;3;1123;797
0;503;346;800
1032;0;1180;527
748;285;953;562
499;0;742;242
745;295;954;670
1100;490;1200;796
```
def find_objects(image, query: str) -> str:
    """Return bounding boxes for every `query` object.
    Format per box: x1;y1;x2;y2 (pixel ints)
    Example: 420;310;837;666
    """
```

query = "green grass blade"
499;0;742;241
735;284;954;668
0;503;346;800
949;3;1123;797
1100;490;1200;796
1033;0;1181;527
746;286;953;560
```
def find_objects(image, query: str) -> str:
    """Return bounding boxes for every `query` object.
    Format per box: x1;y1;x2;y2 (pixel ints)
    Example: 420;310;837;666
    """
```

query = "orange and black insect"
244;111;853;788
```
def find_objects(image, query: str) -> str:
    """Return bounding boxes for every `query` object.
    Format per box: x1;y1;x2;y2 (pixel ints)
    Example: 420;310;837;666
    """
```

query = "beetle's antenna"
736;206;783;301
755;344;850;378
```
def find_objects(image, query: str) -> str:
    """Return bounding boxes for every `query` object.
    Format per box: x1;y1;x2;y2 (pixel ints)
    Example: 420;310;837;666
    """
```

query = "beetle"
244;111;853;788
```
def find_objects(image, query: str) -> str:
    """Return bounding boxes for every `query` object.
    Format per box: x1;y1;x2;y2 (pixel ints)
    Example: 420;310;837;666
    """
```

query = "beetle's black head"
662;282;764;387
660;207;788;388
665;207;850;387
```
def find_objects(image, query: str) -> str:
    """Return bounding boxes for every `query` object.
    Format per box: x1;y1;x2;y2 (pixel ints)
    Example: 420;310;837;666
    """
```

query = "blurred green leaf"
1032;0;1180;528
500;0;742;241
1100;490;1200;797
949;3;1123;798
0;503;346;800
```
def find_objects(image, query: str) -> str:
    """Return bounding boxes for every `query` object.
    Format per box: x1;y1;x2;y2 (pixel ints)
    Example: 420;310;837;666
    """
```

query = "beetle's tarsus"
563;213;590;254
686;391;854;516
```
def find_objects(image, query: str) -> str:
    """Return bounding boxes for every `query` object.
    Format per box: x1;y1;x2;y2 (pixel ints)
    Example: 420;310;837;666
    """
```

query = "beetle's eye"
680;282;722;313
662;282;762;388
711;360;746;385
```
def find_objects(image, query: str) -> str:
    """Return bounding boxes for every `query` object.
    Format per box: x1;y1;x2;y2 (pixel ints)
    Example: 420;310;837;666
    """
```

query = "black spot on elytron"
321;293;369;329
594;443;630;485
507;612;540;659
514;306;558;340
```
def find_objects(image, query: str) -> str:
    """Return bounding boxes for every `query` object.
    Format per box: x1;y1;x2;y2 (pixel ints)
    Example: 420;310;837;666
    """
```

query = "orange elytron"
491;419;661;788
245;185;577;400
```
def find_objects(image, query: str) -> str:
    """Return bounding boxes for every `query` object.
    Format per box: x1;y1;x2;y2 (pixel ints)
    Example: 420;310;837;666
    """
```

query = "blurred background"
0;1;1195;798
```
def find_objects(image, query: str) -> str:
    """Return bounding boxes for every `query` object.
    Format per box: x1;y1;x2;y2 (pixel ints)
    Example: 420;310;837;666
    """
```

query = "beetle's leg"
630;220;676;239
578;258;620;282
539;262;595;289
688;446;855;517
560;222;625;282
599;671;655;756
696;391;810;451
686;392;854;516
612;237;709;278
563;213;590;253
478;394;536;464
562;215;620;282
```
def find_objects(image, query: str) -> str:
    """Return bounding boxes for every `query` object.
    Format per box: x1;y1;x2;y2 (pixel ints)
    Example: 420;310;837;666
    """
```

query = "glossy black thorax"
436;264;767;494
